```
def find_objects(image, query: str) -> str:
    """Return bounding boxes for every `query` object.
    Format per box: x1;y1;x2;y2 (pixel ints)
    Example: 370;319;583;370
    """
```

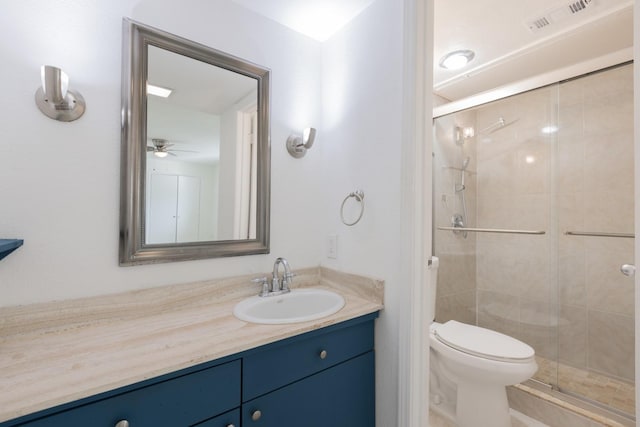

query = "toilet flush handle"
620;264;636;277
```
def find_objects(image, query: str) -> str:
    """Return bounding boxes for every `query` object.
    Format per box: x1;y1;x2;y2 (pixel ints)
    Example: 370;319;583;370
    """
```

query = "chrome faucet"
254;257;294;297
272;257;293;294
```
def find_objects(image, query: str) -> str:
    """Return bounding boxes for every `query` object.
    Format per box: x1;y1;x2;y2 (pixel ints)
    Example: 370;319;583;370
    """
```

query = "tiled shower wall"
433;110;477;325
434;63;634;397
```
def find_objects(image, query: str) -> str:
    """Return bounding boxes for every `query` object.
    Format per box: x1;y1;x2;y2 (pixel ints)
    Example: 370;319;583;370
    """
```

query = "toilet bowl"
429;320;538;427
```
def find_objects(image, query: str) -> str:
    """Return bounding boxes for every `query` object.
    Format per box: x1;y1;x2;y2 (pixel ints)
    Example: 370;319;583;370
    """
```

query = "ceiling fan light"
439;50;475;70
154;151;169;158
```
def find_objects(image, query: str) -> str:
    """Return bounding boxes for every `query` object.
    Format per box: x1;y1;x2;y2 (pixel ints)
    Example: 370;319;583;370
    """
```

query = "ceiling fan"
146;138;195;158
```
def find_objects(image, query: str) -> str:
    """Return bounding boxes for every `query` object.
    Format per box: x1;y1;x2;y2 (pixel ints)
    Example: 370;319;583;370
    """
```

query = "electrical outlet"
327;234;338;259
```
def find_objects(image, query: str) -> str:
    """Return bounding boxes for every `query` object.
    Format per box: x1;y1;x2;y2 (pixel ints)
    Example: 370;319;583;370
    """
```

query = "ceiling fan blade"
170;149;198;153
168;152;177;156
146;146;155;152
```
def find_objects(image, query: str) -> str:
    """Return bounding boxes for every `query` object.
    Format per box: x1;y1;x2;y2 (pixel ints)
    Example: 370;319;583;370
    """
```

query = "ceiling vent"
526;0;595;33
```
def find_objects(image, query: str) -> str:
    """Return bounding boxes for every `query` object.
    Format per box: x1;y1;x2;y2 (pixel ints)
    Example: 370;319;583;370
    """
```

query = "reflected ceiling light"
525;155;536;164
147;83;173;98
541;125;559;134
439;50;475;70
35;65;86;121
286;127;317;158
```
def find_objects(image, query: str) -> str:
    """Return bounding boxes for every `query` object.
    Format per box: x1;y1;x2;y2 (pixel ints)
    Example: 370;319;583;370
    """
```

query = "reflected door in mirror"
147;174;202;244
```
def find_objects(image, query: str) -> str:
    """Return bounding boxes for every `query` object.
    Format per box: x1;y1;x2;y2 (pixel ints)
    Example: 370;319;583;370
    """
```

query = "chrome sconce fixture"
286;127;316;158
35;65;85;122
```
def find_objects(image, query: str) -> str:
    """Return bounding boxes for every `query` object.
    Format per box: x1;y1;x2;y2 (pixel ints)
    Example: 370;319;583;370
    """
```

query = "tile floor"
533;356;635;416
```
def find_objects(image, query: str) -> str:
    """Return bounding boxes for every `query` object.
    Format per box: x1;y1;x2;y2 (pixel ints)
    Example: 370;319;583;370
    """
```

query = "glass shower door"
555;63;635;416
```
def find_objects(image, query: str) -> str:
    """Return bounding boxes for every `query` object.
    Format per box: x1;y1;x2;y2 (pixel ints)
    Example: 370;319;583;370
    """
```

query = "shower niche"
433;63;635;418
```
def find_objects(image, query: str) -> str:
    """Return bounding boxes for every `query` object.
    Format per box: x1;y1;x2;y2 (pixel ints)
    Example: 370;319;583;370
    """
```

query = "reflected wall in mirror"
120;18;270;265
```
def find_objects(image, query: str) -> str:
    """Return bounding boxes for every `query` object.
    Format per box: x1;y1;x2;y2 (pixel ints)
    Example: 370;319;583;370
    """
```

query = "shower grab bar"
564;231;635;238
437;226;546;235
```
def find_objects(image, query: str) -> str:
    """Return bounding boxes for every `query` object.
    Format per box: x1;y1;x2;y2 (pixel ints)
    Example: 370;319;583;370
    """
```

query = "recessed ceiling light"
541;125;559;134
439;50;475;70
147;83;173;98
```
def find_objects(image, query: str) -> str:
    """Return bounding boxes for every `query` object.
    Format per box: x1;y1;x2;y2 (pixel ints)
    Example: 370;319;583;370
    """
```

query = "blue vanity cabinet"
8;360;241;427
242;314;376;427
242;352;375;427
3;313;377;427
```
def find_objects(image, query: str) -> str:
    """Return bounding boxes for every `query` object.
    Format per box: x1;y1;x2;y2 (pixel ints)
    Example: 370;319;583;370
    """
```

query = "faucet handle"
252;277;270;296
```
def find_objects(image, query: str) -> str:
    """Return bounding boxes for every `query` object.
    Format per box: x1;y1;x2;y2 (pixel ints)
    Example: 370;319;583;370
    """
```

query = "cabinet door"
242;352;374;427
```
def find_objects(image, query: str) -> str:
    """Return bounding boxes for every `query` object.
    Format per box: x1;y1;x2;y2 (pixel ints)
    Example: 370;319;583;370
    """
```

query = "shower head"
455;157;470;193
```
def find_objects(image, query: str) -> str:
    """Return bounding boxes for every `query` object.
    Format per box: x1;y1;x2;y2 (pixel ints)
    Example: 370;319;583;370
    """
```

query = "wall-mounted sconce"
35;65;85;122
286;127;317;158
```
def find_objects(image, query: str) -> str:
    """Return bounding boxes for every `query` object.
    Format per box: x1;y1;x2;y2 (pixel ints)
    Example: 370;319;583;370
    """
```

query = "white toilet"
428;258;538;427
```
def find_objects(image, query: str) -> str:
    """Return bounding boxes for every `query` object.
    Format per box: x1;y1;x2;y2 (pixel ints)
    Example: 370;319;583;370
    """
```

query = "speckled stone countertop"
0;267;384;423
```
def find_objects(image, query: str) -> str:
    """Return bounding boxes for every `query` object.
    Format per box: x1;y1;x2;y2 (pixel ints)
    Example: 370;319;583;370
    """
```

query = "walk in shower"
433;63;635;419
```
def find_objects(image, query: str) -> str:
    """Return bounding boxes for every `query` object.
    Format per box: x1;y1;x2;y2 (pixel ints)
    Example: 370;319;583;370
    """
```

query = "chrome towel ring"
341;190;365;226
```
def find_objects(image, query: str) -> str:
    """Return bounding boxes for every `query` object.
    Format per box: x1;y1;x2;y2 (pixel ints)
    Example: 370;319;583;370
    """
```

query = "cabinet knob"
115;421;129;427
319;349;328;359
251;410;262;421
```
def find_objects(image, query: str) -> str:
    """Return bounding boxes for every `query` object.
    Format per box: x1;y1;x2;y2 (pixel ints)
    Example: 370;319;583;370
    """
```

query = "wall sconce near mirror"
286;127;316;158
35;65;85;122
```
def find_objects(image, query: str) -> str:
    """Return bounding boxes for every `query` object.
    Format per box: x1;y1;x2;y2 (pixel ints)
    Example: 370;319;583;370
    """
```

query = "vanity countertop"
0;267;383;423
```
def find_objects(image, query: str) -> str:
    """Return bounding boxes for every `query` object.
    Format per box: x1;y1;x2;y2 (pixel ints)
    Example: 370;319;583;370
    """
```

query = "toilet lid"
434;320;535;362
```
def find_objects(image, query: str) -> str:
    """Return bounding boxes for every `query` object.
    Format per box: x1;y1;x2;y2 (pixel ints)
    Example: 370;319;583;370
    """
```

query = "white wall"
0;0;323;305
321;1;405;425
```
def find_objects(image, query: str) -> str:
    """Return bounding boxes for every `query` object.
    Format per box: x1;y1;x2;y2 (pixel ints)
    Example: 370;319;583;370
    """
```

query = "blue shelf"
0;239;24;261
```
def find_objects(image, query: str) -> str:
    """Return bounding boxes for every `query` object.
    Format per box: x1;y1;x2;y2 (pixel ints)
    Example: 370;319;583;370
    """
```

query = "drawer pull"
115;421;129;427
320;350;328;359
252;410;262;421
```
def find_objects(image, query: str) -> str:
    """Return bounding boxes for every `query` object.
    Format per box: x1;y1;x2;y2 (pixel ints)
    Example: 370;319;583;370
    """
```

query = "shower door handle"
620;264;636;277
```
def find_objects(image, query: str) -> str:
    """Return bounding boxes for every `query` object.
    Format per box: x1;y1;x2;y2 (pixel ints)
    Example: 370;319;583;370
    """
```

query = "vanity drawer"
242;318;374;401
18;360;240;427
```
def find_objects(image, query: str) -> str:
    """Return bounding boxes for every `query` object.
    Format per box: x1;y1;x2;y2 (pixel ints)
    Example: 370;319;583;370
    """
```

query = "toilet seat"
433;320;534;363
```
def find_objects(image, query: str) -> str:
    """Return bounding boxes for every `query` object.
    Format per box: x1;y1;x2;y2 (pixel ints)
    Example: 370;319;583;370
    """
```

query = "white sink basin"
233;288;345;324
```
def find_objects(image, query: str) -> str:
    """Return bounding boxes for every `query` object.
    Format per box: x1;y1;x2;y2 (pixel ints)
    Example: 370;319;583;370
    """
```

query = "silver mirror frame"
119;18;271;265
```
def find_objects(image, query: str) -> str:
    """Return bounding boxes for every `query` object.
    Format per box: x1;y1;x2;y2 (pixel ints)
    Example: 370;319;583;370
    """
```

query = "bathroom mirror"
120;18;270;265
